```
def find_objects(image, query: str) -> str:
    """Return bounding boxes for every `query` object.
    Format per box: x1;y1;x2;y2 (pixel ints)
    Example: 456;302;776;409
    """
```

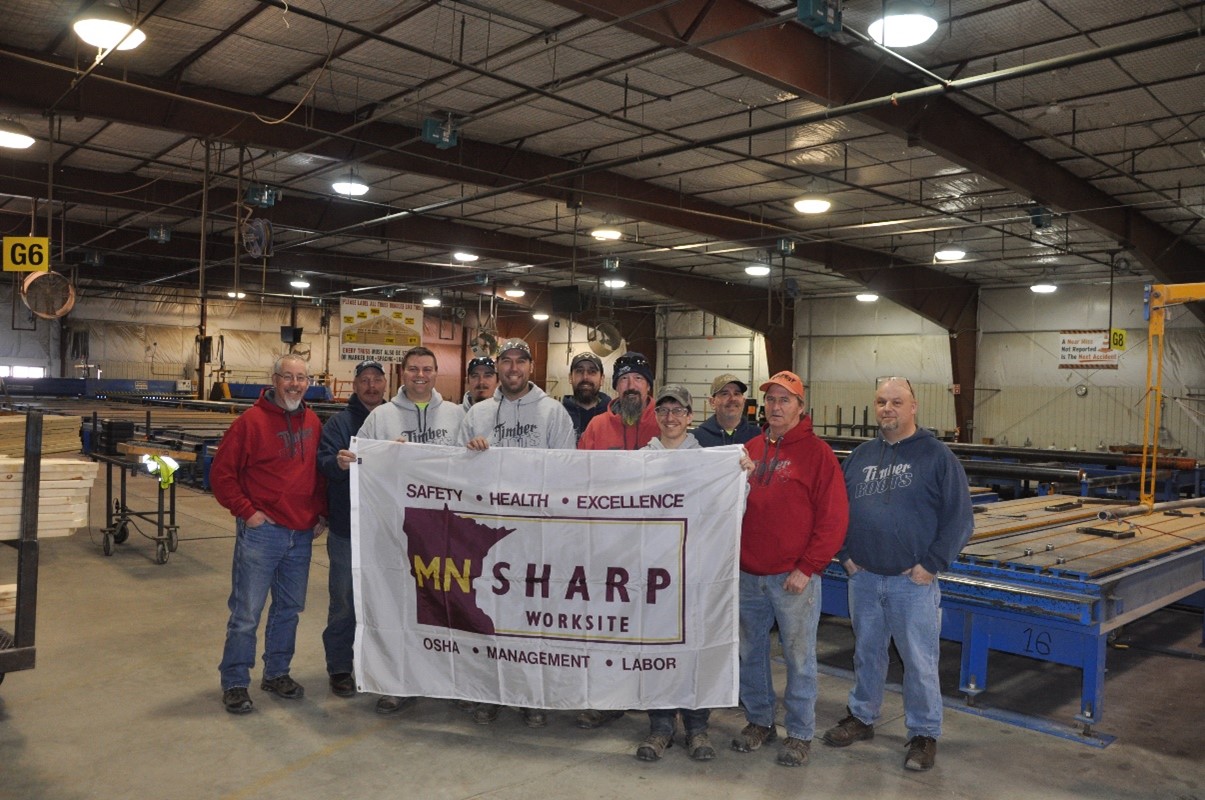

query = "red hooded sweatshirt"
577;398;659;451
211;389;327;531
740;415;848;576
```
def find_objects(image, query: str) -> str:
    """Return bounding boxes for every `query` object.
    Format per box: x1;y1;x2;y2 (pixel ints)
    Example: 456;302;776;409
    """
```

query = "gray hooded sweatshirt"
358;387;465;445
456;383;575;450
642;433;702;451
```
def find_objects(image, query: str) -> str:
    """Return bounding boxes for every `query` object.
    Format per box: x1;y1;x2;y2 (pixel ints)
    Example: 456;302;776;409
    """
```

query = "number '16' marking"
1023;627;1053;656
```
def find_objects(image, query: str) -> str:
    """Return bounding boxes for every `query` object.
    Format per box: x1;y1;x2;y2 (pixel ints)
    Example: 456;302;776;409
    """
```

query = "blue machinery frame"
820;513;1205;745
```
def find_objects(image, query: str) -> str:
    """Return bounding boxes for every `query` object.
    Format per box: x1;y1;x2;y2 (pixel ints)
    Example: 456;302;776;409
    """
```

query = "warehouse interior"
1;1;1203;798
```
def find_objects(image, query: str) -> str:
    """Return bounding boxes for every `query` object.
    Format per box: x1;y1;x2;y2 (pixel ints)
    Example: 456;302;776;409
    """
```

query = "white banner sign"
350;440;746;710
1058;329;1120;369
339;298;423;363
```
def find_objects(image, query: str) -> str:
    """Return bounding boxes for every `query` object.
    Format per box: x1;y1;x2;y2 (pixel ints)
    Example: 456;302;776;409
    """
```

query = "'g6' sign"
3;237;50;272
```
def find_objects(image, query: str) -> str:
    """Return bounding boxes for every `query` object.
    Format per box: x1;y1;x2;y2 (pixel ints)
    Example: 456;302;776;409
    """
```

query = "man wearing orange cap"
730;370;848;768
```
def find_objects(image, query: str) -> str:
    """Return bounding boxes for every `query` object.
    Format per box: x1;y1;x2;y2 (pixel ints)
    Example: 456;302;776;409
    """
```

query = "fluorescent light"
868;1;938;47
422;295;441;307
504;288;526;298
532;312;550;321
227;291;246;299
332;171;368;196
745;264;771;277
793;195;831;214
0;119;35;150
603;278;627;289
856;293;879;302
74;6;146;50
934;244;967;262
591;226;622;241
452;251;479;262
1031;282;1057;294
290;276;310;289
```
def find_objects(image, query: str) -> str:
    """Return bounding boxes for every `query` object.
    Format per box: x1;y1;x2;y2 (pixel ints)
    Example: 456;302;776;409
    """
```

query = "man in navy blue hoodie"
694;373;760;447
821;377;972;772
316;360;388;702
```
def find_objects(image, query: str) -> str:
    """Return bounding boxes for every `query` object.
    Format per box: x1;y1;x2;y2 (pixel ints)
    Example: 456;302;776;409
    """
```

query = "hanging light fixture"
504;282;526;298
422;294;441;307
591;223;622;241
603;277;627;289
868;1;938;48
793;195;832;214
73;5;146;50
0;119;35;150
1030;282;1057;294
934;236;967;262
226;291;246;299
856;293;879;302
532;312;550;321
332;170;369;196
452;251;479;263
289;275;310;289
745;264;771;277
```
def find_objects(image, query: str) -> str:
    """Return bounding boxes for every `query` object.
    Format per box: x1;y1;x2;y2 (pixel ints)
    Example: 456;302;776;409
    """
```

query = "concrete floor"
0;476;1202;800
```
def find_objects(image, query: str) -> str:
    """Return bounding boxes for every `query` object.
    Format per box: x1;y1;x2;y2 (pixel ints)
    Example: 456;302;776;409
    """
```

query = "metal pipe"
1097;497;1205;521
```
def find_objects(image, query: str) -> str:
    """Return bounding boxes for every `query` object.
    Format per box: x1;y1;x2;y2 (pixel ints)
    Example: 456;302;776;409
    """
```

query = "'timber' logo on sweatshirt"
493;421;541;447
854;462;912;497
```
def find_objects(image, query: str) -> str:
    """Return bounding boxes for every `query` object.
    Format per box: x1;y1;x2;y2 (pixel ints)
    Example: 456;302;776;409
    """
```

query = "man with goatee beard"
562;352;611;441
577;352;658;452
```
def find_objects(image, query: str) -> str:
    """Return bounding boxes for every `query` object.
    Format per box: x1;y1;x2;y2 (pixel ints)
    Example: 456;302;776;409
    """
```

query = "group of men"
209;341;972;774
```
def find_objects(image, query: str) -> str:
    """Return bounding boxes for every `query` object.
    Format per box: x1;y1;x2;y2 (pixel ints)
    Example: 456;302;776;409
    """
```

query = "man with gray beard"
577;352;658;451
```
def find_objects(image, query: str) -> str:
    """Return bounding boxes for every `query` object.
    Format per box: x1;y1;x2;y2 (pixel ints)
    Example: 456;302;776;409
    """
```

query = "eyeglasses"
274;373;309;384
654;406;690;418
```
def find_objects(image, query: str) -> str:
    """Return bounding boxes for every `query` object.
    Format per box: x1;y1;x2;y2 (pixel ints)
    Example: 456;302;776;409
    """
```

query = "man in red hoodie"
730;370;848;768
212;354;328;715
577;351;659;452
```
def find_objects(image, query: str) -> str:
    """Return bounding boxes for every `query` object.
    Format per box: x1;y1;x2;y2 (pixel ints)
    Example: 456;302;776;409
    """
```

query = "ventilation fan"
587;320;623;357
240;218;273;258
471;331;498;357
21;271;76;319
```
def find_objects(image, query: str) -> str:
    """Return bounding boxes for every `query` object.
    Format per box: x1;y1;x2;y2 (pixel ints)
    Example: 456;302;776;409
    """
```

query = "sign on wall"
2;237;50;272
339;298;423;362
349;440;746;710
1058;330;1120;370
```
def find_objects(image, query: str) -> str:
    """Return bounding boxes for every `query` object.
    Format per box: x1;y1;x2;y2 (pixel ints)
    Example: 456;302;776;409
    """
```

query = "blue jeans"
846;570;943;739
738;570;821;741
648;708;710;737
322;534;355;675
219;520;314;690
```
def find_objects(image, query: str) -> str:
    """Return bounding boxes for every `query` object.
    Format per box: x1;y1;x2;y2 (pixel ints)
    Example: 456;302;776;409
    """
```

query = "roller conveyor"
821;494;1205;743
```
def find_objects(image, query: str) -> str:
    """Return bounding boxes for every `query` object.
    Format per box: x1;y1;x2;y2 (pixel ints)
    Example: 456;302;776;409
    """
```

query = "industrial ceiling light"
934;236;967;262
227;291;246;299
73;5;146;50
603;277;627;289
0;119;35;149
532;312;550;321
591;225;622;241
422;294;441;307
289;275;310;289
1030;282;1057;294
868;0;938;48
504;285;526;298
332;170;369;196
793;195;832;214
856;293;879;302
452;251;479;263
745;264;772;277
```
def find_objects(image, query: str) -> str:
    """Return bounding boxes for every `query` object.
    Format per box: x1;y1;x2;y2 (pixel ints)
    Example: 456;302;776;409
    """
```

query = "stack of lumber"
0;583;14;621
0;457;99;541
0;413;83;457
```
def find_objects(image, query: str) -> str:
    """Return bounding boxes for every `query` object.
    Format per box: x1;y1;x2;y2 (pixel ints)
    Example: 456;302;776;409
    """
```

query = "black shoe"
822;711;874;747
731;723;777;752
329;672;355;698
904;736;937;771
375;695;416;715
522;708;548;728
223;687;253;714
260;674;304;699
636;732;674;761
474;703;502;724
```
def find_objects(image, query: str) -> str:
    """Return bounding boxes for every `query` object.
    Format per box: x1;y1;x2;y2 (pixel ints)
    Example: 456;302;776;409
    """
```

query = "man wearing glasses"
731;370;848;767
358;346;464;446
352;346;465;713
462;355;498;411
577;351;659;451
213;354;328;715
695;374;761;447
822;377;972;772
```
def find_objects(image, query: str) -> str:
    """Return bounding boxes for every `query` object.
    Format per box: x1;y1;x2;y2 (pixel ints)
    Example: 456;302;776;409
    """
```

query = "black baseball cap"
467;356;496;375
355;360;385;377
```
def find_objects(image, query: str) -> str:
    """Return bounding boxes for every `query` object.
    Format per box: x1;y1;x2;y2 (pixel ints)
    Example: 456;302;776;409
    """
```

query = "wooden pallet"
0;457;99;541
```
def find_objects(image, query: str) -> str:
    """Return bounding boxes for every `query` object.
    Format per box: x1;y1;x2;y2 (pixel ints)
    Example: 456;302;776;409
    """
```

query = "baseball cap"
570;352;604;373
710;373;748;396
497;338;532;360
759;370;805;399
655;384;692;410
466;356;496;375
354;360;385;377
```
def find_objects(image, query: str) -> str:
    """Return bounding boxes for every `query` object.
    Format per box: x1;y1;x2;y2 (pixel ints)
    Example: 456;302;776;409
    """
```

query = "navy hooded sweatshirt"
317;393;375;539
838;426;973;576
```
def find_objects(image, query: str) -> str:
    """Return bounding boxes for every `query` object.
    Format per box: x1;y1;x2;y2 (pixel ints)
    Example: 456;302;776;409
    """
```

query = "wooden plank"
0;583;15;620
116;442;197;462
969;495;1127;541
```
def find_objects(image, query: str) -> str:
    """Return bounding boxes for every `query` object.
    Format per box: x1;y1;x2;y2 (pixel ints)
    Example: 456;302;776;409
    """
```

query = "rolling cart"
92;452;180;565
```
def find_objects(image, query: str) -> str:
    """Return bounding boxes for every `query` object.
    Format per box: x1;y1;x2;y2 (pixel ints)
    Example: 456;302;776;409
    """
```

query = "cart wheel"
167;528;179;553
114;522;130;544
103;532;115;556
156;541;169;565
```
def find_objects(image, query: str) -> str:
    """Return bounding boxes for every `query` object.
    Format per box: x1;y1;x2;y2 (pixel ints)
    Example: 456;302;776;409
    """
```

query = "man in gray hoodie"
457;337;575;726
359;346;465;445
